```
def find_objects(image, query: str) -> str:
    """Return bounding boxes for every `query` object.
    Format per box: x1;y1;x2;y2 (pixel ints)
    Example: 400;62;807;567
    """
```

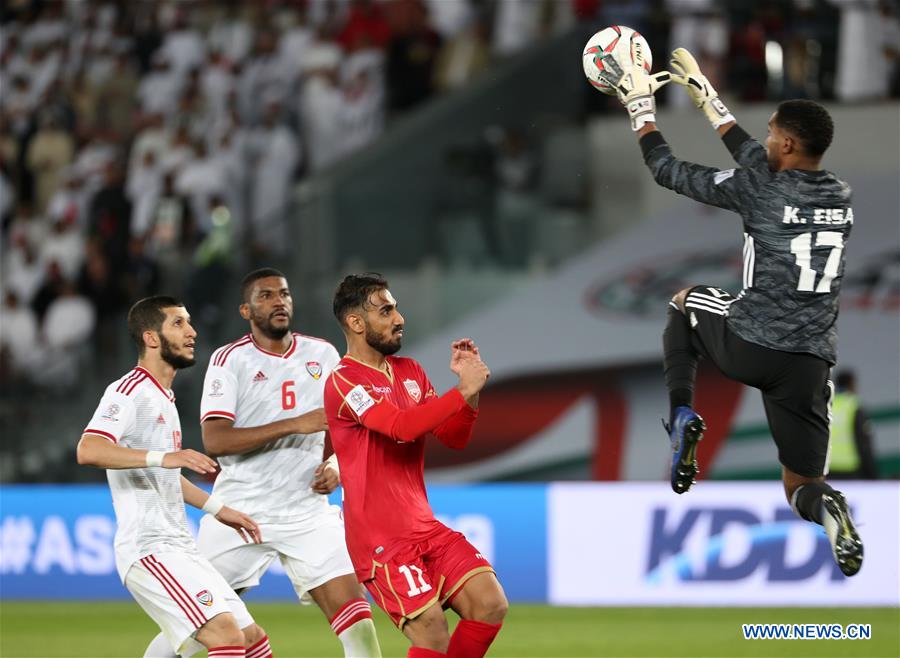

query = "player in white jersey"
78;296;275;658
145;270;381;658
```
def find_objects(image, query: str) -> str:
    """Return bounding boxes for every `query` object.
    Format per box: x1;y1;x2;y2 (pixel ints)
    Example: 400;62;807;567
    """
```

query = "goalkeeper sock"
791;482;834;525
663;305;698;424
143;633;177;658
447;620;502;658
330;599;381;657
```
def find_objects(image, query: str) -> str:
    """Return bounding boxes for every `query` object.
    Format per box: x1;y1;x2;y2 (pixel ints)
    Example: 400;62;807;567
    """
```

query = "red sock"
246;634;273;658
407;647;447;658
208;647;245;657
329;598;373;635
447;620;502;658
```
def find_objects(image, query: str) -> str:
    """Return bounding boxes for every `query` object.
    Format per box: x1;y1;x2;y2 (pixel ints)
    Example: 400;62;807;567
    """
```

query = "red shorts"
364;523;494;628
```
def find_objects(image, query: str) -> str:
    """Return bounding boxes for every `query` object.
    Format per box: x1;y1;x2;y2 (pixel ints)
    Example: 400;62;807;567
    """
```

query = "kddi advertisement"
548;482;899;606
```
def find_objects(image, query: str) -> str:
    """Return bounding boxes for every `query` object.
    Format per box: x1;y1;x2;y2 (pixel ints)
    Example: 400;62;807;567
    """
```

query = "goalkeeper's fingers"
670;48;700;74
668;71;691;86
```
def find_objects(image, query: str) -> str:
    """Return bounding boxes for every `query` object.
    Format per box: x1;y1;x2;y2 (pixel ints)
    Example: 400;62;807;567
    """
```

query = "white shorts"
125;552;254;657
197;504;356;600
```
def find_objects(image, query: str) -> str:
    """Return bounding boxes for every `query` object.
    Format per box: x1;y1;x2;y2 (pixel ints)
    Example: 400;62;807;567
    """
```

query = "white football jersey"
84;367;197;581
200;332;340;522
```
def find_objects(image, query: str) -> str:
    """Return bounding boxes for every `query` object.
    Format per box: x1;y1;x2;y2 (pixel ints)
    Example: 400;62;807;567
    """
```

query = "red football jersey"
324;355;478;580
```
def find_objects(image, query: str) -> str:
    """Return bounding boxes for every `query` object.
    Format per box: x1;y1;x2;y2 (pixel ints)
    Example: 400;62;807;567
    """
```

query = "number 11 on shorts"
398;564;432;596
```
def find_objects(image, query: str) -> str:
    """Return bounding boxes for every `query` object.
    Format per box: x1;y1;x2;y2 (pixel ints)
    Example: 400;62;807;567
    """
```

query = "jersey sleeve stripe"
121;374;148;396
214;336;251;366
115;369;142;393
141;555;207;628
83;429;118;444
201;410;236;422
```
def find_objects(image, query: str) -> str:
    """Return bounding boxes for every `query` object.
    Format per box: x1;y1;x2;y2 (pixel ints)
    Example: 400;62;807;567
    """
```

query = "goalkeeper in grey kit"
596;48;863;576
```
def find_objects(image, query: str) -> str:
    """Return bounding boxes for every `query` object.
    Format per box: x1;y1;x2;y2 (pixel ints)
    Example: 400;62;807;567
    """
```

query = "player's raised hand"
456;357;491;399
668;48;734;129
293;408;328;434
161;449;218;475
596;54;671;131
311;461;340;495
450;338;483;374
215;506;262;544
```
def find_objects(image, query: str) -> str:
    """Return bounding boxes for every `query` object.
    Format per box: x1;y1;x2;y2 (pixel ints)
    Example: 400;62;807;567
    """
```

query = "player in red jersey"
324;273;507;658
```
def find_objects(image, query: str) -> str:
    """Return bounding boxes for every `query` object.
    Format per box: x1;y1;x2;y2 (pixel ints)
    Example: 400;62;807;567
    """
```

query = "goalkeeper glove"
669;48;734;129
596;54;672;131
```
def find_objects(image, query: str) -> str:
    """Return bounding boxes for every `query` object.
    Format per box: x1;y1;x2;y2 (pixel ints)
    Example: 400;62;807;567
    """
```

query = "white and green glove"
669;48;734;129
596;54;672;131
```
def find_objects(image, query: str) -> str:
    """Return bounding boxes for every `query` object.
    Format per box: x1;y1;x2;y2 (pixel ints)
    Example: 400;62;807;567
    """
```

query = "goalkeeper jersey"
641;126;853;364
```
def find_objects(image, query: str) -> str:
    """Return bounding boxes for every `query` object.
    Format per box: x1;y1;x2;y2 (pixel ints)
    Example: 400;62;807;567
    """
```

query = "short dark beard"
160;334;195;369
250;308;291;340
365;323;402;356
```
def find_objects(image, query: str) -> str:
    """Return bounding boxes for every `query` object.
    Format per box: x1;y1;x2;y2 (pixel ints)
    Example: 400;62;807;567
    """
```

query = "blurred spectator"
829;370;880;479
0;291;39;377
492;0;541;57
300;43;345;172
342;49;386;153
835;0;899;100
247;102;299;253
88;160;131;276
25;109;75;212
97;52;139;136
39;279;96;389
434;12;491;91
4;228;46;306
665;1;726;108
40;215;85;281
339;0;392;51
386;0;443;111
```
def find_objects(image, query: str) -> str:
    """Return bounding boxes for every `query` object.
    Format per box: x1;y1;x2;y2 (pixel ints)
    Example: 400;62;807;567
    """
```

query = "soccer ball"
582;25;653;96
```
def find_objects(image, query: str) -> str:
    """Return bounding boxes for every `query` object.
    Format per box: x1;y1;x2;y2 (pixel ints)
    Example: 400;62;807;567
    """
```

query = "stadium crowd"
1;0;898;391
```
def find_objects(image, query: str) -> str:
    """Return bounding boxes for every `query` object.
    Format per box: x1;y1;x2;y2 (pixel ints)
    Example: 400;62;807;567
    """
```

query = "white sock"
338;618;381;657
144;633;179;658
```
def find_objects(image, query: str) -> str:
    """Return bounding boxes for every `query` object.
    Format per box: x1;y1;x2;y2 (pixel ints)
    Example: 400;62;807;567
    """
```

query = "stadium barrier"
1;483;896;605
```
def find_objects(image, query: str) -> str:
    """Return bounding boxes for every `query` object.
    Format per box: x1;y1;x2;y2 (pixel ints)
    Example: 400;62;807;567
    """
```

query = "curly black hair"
774;100;834;157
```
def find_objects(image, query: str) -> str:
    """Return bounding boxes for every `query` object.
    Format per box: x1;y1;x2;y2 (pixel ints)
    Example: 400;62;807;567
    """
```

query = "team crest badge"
196;590;213;606
403;379;421;402
306;361;322;380
209;379;223;397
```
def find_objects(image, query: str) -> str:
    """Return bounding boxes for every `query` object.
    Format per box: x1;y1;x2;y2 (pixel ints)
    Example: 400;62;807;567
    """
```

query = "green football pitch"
1;603;898;658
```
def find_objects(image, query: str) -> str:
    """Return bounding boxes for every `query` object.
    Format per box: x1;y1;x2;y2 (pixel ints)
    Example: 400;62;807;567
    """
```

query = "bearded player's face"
364;289;404;356
246;276;293;340
158;306;196;369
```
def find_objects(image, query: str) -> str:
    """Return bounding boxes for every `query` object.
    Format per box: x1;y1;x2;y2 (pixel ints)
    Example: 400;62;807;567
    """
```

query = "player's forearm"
180;475;211;509
202;417;299;457
433;404;479;450
364;389;468;442
76;434;152;469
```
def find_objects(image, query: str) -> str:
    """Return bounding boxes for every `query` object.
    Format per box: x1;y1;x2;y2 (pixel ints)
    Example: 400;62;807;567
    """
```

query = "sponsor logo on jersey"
713;169;735;185
348;385;375;416
196;589;214;606
101;404;120;421
252;371;268;383
403;379;422;402
156;413;166;425
209;379;223;397
306;361;322;380
372;385;392;394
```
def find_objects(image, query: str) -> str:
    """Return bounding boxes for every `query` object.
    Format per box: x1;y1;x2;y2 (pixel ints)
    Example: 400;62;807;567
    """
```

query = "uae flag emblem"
306;361;322;380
